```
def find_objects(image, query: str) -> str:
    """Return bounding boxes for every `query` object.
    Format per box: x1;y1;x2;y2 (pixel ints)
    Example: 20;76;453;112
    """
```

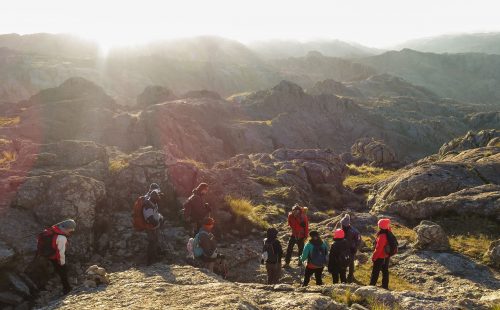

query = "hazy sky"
1;0;500;48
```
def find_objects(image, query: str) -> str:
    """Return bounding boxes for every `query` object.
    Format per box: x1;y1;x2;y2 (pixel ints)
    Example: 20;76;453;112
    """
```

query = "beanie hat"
57;219;76;230
378;218;391;230
149;183;160;191
203;217;215;226
309;230;319;238
340;214;351;227
333;229;345;239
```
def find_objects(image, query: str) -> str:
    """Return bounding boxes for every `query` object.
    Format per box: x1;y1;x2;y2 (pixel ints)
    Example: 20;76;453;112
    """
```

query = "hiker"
328;229;351;284
340;214;361;282
195;217;218;272
300;230;328;287
143;186;165;265
370;218;397;289
183;183;211;236
284;204;309;267
36;219;76;295
261;227;283;284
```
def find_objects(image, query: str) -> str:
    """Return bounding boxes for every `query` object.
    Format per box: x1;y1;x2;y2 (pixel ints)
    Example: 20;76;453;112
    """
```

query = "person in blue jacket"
300;230;329;286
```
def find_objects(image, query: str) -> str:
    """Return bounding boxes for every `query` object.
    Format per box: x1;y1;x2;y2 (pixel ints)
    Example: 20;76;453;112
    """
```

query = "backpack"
384;231;398;256
309;243;327;267
192;231;209;258
334;242;352;269
132;196;154;231
263;240;279;264
36;228;58;258
345;227;361;252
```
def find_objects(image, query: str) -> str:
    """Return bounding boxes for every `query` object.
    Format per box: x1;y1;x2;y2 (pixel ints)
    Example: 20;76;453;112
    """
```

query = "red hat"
333;229;345;239
378;218;391;230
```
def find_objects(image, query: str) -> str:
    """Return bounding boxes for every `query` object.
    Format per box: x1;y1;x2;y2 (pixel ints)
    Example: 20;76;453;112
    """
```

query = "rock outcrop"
486;239;500;268
350;138;398;165
413;221;450;251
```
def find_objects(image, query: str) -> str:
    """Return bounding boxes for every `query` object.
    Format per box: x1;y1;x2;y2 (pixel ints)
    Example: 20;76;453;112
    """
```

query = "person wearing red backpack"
284;204;309;268
37;219;76;295
370;218;396;289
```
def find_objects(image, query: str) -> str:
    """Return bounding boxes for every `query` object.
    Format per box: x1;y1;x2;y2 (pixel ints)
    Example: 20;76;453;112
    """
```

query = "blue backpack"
309;243;327;267
192;231;209;258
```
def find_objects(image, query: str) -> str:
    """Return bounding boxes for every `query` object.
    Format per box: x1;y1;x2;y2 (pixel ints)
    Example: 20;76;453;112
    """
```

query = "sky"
1;0;500;49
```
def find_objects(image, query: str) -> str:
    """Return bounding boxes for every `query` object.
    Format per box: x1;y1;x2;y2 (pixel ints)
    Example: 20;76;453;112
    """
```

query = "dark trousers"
303;267;323;286
50;260;70;294
285;236;305;264
266;262;281;284
370;258;390;289
330;266;347;284
347;254;356;283
147;229;160;265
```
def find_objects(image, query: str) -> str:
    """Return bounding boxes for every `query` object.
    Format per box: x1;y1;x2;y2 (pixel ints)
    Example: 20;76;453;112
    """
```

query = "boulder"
137;85;177;106
351;138;398;165
413;221;450;251
485;239;500;268
439;129;500;156
0;291;23;305
7;273;30;297
354;286;396;306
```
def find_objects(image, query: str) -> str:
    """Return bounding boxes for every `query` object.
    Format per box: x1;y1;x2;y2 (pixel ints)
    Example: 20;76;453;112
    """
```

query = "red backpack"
132;196;155;231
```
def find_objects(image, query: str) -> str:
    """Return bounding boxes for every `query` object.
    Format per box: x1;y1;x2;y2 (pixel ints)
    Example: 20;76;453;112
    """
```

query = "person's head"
150;189;161;203
292;204;302;216
149;183;160;192
378;218;391;231
309;230;320;241
340;214;351;229
196;183;209;195
203;217;215;231
333;229;345;240
266;227;278;240
57;219;76;235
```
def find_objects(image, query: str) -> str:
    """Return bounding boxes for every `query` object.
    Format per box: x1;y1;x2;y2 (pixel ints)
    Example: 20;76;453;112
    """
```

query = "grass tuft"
263;186;296;202
253;176;281;187
0;150;17;167
0;116;20;127
225;195;270;229
178;158;207;169
343;164;395;189
332;289;362;306
109;158;129;173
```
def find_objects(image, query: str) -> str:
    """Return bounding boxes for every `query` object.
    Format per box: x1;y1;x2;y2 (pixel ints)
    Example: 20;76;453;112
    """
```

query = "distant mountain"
394;33;500;54
358;49;500;104
248;39;382;59
0;33;98;58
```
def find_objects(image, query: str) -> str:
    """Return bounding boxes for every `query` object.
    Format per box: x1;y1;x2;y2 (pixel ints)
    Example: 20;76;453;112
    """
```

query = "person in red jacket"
284;204;309;267
370;218;391;289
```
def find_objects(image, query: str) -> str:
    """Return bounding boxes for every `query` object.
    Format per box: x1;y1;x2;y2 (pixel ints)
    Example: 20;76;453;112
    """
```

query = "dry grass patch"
178;158;207;170
263;186;296;202
0;116;20;127
109;158;129;173
225;195;270;229
354;260;417;292
253;176;281;187
0;138;12;146
0;150;17;167
332;289;363;306
344;164;396;189
391;224;417;243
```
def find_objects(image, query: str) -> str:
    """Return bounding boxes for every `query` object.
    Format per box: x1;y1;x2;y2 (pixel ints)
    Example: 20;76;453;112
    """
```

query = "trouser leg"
331;270;339;284
314;267;324;285
147;229;159;264
339;268;347;283
381;258;390;289
370;259;383;286
347;255;355;283
303;268;314;286
266;263;281;284
50;260;70;294
285;237;297;264
297;238;305;258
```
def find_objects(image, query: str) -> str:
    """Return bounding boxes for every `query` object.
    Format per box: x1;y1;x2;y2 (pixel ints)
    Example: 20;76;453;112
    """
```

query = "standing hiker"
183;183;211;236
261;227;283;284
370;218;398;289
328;229;351;284
340;214;361;282
300;230;328;287
36;219;76;295
284;204;309;267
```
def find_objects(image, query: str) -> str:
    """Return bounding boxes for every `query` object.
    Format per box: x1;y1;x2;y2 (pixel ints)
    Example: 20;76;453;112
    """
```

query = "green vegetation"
0;150;17;168
433;214;499;263
391;224;417;243
332;289;362;306
344;164;396;189
253;176;281;187
225;195;270;229
0;116;20;127
178;158;207;169
263;186;296;202
489;304;500;310
108;158;129;173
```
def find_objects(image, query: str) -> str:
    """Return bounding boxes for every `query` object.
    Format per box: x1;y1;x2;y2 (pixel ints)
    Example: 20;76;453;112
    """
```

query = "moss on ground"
344;164;396;189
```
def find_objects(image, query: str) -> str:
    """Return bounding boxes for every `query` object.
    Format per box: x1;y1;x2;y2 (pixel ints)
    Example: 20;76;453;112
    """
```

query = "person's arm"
328;244;335;272
371;234;387;261
56;235;67;266
300;243;311;263
304;215;309;237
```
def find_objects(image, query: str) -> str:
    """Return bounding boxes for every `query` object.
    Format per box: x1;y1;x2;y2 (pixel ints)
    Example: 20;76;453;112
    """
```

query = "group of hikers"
36;181;397;295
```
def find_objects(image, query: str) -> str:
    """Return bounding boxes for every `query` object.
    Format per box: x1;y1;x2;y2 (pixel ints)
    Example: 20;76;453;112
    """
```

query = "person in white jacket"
49;219;76;294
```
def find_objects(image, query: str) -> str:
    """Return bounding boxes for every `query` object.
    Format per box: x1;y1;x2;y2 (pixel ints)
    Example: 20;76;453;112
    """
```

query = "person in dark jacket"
198;217;218;272
340;214;361;282
261;227;283;284
370;218;391;289
328;229;350;284
300;230;328;286
284;204;309;267
143;187;164;265
184;183;211;236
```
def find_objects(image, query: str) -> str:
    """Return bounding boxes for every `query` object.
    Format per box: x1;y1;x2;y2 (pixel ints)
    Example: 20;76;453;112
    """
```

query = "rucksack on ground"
384;231;399;256
263;240;279;264
309;244;327;267
132;196;153;231
192;231;208;258
37;228;58;257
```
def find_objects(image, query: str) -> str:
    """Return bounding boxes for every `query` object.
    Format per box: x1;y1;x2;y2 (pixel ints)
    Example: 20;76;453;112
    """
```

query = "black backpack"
36;228;59;257
384;231;398;256
335;243;352;269
264;240;279;263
